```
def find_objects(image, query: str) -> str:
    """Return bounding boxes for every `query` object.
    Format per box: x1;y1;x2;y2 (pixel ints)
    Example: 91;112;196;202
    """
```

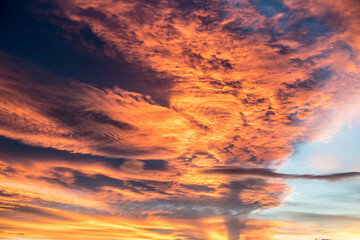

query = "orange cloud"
48;0;360;164
0;0;360;239
0;53;199;160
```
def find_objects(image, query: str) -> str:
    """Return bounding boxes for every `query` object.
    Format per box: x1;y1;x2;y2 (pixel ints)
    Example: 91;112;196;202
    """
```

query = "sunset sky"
0;0;360;239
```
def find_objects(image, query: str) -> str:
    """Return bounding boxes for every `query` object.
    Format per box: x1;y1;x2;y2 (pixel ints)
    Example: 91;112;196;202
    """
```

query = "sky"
0;0;359;239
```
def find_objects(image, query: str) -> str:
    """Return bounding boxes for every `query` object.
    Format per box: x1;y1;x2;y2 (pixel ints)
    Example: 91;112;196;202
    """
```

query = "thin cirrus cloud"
202;167;360;181
0;0;360;239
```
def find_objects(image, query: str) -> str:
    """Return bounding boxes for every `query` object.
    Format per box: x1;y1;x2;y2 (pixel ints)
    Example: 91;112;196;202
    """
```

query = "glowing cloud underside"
0;0;360;239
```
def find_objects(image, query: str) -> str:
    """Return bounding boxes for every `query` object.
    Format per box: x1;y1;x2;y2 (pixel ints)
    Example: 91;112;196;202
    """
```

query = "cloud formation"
202;167;360;181
43;0;360;165
0;0;360;239
0;53;197;160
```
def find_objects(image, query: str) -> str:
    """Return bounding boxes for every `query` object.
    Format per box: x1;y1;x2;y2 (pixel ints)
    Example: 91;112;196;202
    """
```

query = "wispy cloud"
0;0;360;239
202;167;360;181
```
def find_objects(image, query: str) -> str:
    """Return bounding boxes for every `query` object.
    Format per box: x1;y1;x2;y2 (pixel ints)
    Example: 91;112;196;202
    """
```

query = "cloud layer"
1;0;360;239
202;167;360;181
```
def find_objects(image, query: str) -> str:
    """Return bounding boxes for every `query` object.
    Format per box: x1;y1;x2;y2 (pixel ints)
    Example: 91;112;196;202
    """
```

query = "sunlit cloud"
0;0;359;239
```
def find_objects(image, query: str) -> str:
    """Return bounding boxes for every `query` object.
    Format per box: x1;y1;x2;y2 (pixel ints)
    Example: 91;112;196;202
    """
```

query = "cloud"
202;167;360;181
120;159;145;174
285;211;360;223
0;203;70;221
41;0;360;166
0;190;14;198
0;52;196;160
1;0;360;239
1;0;360;166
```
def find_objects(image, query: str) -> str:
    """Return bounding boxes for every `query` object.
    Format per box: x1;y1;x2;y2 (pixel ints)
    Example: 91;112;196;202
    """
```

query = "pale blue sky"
253;124;360;239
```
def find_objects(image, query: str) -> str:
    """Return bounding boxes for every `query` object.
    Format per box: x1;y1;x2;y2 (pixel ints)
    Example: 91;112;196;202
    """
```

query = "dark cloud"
181;184;215;192
0;203;70;221
0;136;168;171
0;190;14;197
103;178;287;220
0;0;173;106
202;167;360;181
43;167;173;195
47;106;135;131
225;218;246;240
284;211;360;223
